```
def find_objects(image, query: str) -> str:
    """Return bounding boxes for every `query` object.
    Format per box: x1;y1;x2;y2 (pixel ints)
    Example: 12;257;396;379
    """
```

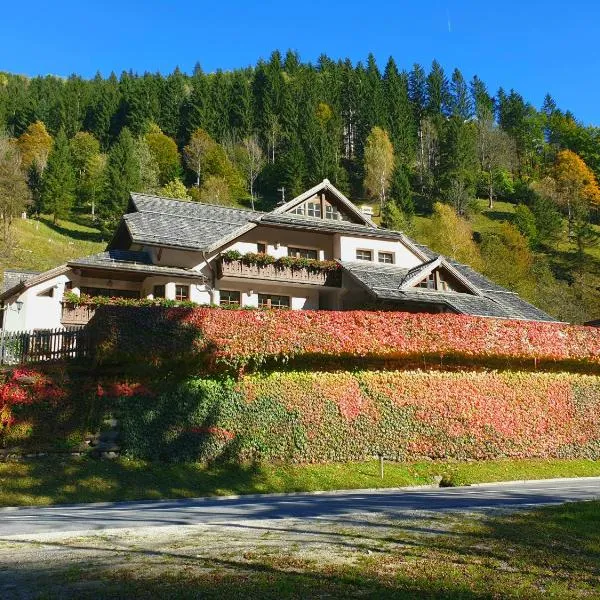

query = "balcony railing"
218;258;342;287
61;303;96;326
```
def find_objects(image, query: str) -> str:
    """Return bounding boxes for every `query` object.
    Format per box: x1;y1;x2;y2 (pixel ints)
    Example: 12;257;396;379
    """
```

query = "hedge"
115;370;600;463
3;367;600;463
89;307;600;374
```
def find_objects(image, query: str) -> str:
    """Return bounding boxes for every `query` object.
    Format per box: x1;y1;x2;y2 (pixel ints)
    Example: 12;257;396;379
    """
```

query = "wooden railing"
218;259;342;287
0;327;91;365
61;303;96;326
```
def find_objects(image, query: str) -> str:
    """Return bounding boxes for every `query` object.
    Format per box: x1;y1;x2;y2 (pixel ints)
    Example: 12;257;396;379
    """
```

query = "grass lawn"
2;214;105;275
1;457;599;507
2;499;598;599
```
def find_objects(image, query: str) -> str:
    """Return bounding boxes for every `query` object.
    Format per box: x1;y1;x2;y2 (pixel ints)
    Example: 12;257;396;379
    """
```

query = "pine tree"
426;60;451;118
390;164;415;220
383;58;415;163
40;129;76;223
99;127;140;231
449;68;472;121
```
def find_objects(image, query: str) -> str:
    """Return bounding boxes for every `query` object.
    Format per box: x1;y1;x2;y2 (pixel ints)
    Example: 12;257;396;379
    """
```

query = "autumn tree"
145;125;181;186
183;128;216;187
40;130;76;223
200;175;232;205
160;178;191;199
553;150;600;260
17;120;53;172
363;126;394;212
426;202;483;269
238;135;265;209
0;136;31;246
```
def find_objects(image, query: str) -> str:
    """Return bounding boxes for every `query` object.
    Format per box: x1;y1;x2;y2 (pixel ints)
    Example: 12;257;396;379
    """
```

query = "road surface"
1;477;599;537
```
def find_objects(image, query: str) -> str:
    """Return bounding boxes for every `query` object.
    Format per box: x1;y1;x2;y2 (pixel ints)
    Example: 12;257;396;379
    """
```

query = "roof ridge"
130;192;266;215
125;210;259;229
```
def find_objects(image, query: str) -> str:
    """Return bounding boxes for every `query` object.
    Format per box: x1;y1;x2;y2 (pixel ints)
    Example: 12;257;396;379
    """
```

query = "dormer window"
291;205;305;215
306;202;321;218
325;204;340;220
417;273;437;290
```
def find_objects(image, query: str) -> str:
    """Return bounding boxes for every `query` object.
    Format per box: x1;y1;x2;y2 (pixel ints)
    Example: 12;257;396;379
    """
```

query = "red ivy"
168;308;600;371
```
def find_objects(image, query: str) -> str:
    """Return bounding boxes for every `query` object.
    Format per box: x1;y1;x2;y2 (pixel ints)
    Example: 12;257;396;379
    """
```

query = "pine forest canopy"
0;50;599;323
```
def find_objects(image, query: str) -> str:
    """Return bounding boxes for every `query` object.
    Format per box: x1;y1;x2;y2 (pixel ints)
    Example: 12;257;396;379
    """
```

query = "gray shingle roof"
68;250;206;280
124;193;261;252
340;260;556;321
259;213;413;240
1;270;40;294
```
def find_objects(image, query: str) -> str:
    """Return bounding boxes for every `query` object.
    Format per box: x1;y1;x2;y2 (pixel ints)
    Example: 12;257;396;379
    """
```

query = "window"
153;285;166;299
325;204;340;220
257;242;267;254
175;284;190;301
291;205;305;215
288;247;318;260
220;290;241;306
356;249;373;261
306;201;321;218
258;294;290;309
417;273;437;290
378;252;395;264
37;286;55;298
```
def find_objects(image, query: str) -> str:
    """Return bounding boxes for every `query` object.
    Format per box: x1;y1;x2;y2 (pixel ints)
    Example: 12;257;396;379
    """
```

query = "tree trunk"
488;169;494;209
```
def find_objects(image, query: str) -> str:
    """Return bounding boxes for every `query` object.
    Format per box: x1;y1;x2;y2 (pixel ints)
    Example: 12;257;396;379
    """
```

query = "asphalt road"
1;478;599;537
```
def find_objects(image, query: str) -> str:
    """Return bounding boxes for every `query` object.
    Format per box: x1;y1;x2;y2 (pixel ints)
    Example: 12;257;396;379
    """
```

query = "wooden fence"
0;327;91;365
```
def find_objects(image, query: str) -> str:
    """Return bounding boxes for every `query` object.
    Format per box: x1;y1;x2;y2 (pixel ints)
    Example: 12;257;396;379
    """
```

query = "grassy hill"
1;215;105;278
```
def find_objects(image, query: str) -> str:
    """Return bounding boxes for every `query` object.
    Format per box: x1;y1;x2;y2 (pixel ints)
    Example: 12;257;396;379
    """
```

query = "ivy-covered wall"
116;370;600;462
3;308;600;462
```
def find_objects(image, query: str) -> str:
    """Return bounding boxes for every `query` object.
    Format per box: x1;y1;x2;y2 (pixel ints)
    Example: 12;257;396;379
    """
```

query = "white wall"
3;274;70;332
337;235;422;267
215;282;319;310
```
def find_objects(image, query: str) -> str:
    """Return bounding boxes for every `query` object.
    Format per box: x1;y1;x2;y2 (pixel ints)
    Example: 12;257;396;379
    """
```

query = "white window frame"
355;249;373;262
378;251;395;264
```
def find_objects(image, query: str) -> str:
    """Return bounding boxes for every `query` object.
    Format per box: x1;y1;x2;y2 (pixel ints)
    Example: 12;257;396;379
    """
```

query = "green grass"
1;214;105;275
7;500;600;598
0;457;599;507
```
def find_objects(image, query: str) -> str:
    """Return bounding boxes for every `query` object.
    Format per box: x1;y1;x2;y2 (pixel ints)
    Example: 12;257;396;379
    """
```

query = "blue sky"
3;1;600;124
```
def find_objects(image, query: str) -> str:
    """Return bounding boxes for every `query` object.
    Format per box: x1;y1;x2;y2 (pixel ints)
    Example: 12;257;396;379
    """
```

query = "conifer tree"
40;129;76;223
99;127;140;231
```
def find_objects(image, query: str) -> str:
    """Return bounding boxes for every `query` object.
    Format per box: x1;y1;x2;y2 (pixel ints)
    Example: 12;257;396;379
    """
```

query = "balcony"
218;258;342;287
61;303;96;326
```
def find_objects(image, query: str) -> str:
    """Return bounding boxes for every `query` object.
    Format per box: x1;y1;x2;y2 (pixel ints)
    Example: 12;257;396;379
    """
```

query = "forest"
0;50;598;322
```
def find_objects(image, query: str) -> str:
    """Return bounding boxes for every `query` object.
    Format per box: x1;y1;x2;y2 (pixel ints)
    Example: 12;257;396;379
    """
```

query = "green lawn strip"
11;501;600;599
0;457;599;507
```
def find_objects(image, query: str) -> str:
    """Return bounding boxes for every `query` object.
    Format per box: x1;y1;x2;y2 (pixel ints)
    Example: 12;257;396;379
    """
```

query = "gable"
286;190;365;224
412;266;472;294
274;179;376;227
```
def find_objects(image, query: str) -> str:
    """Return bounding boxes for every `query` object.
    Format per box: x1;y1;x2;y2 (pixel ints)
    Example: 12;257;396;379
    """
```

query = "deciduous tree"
0;136;31;246
363;126;394;212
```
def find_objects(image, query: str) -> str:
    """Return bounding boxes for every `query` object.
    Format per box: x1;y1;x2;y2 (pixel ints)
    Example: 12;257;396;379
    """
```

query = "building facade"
0;180;554;332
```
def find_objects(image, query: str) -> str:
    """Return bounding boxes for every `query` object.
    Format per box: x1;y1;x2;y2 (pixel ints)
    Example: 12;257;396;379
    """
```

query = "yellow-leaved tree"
553;149;600;259
363;126;394;213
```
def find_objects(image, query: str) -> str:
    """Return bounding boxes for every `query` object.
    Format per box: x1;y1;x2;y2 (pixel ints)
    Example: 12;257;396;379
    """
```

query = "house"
0;179;554;332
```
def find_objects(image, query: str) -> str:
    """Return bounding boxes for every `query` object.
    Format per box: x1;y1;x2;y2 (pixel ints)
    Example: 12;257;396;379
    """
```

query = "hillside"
1;215;105;277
